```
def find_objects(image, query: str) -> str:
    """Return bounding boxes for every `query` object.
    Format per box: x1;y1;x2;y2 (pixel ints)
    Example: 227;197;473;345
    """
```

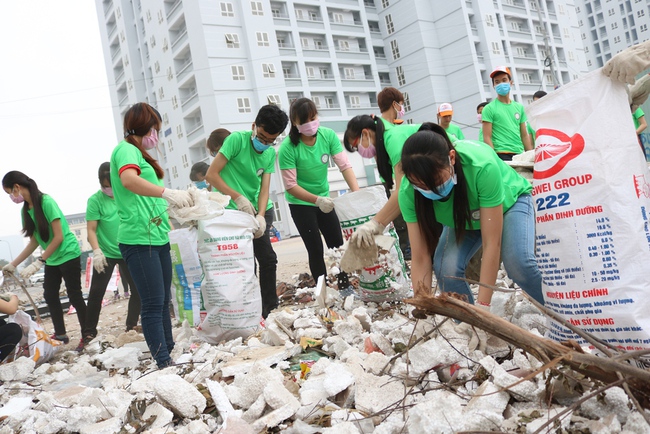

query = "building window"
558;4;564;14
587;59;592;66
530;1;538;10
251;1;263;15
162;38;169;52
273;202;282;222
154;61;161;73
641;24;648;32
338;40;350;51
521;72;531;84
510;21;521;32
638;10;645;18
158;87;164;99
267;94;281;107
237;97;251;113
403;92;411;112
262;63;276;78
158;10;164;23
313;96;321;108
325;97;335;108
563;28;570;37
608;8;615;16
319;67;330;78
256;32;270;46
150;35;156;48
146;9;152;22
568;51;575;61
306;67;315;78
333;13;344;23
382;0;389;7
176;125;184;138
396;65;405;86
272;8;281;17
344;67;355;79
301;37;309;48
225;33;240;48
611;22;618;30
535;25;543;34
516;47;526;57
385;14;394;34
491;41;501;54
172;166;178;179
486;14;494;27
163;113;169;125
295;9;304;20
350;95;361;108
231;65;245;80
181;154;189;168
172;95;178;109
221;2;234;17
167;67;174;80
309;11;319;21
168;138;174;152
314;39;324;50
391;39;400;59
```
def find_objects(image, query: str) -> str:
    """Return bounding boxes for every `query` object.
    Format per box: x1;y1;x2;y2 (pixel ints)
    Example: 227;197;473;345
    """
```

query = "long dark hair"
343;115;392;188
2;171;50;242
123;103;164;179
401;124;472;253
289;98;318;145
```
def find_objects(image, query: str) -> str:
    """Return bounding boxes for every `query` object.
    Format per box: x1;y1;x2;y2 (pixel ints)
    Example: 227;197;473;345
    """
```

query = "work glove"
253;215;267;239
315;196;335;213
162;188;194;208
602;41;650;85
351;219;385;248
234;195;256;216
93;249;108;274
2;263;16;275
20;258;44;279
630;74;650;111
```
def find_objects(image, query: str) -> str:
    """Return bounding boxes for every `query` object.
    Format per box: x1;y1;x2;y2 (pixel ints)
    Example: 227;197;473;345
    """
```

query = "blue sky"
0;1;117;252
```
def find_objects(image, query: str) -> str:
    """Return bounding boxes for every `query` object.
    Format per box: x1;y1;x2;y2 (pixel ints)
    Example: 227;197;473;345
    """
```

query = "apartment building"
575;0;650;69
94;0;588;235
66;213;91;252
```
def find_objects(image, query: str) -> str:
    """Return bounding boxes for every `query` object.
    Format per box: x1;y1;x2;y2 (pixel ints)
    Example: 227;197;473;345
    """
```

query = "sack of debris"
195;210;262;343
169;227;204;327
334;186;411;302
10;310;62;364
528;69;650;350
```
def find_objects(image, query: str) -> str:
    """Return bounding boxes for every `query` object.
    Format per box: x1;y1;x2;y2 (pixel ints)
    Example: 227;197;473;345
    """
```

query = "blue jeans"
433;194;544;305
119;243;174;367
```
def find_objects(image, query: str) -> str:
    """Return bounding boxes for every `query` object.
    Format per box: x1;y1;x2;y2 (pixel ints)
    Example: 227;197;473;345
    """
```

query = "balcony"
330;20;365;34
501;2;527;16
181;91;199;109
166;1;182;20
296;17;325;30
103;1;113;17
512;55;539;66
341;77;376;88
187;123;205;143
171;29;188;50
307;77;337;87
335;47;370;60
346;106;377;117
176;59;193;82
111;46;121;61
302;46;331;58
284;74;302;87
316;105;342;117
114;69;125;83
509;29;533;41
273;14;291;26
107;23;117;39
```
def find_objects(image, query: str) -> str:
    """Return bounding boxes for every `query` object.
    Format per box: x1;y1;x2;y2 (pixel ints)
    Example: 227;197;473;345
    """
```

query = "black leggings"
289;204;344;280
0;322;22;362
43;257;86;337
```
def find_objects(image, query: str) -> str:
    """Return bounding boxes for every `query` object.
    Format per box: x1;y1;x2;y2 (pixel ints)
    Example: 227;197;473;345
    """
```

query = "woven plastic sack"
9;310;62;365
169;227;204;326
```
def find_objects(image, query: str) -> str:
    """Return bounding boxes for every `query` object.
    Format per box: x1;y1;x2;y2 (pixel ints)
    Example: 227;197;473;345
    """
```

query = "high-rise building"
575;0;650;70
94;0;588;235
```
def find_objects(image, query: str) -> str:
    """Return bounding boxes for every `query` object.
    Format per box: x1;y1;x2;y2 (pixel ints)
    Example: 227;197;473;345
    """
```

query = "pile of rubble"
1;271;649;434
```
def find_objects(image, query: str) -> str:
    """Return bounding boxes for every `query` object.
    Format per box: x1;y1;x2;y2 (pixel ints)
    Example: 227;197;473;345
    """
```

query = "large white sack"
196;210;262;343
527;69;650;350
334;186;411;301
169;227;204;327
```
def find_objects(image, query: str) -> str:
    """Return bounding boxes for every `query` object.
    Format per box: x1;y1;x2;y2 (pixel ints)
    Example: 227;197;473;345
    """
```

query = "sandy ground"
10;236;311;348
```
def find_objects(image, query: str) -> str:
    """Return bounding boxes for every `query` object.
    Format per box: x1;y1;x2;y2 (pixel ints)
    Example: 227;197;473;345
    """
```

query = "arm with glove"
603;40;650;85
205;153;256;215
252;174;273;239
120;167;193;208
20;219;68;279
87;220;108;274
2;237;39;278
281;168;335;213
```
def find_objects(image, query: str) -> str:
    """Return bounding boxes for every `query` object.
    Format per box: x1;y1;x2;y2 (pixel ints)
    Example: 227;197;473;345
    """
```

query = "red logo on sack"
533;129;585;180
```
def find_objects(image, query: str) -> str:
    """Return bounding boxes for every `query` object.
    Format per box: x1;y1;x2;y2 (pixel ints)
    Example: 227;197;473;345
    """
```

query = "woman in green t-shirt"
398;124;544;308
110;102;194;368
279;98;359;286
2;171;86;346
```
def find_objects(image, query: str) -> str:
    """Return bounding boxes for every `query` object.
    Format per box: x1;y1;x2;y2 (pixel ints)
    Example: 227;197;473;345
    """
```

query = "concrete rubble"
0;272;648;433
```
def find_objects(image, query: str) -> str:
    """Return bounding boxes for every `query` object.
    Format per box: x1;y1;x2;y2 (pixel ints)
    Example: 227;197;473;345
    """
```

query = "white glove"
602;41;650;85
351;219;385;248
2;263;16;275
162;188;194;208
476;303;491;313
234;195;256;216
93;249;108;273
253;215;267;239
630;74;650;111
20;259;44;279
315;196;335;213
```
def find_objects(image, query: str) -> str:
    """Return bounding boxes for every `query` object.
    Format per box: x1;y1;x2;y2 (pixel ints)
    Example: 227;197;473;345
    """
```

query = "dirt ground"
15;236;311;348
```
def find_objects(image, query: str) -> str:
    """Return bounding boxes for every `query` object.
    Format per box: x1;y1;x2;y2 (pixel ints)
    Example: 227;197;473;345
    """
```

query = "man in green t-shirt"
437;103;465;142
205;105;289;318
482;66;533;161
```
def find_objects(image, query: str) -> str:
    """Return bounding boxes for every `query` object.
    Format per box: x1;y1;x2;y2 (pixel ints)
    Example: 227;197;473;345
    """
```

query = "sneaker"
50;334;69;344
75;335;94;352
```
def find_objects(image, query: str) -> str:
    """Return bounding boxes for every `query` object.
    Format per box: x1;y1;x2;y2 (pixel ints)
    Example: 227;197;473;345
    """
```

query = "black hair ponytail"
2;171;49;242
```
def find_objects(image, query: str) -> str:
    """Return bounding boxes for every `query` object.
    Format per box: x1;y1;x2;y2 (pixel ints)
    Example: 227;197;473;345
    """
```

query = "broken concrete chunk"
153;374;207;419
0;357;35;382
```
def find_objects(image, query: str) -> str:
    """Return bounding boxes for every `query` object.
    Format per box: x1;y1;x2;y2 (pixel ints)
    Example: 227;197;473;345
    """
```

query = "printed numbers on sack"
217;243;239;251
535;192;570;212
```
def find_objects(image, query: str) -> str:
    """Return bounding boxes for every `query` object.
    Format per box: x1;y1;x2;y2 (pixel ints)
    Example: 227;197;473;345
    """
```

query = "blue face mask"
495;82;511;96
251;129;273;152
194;180;208;189
413;163;457;201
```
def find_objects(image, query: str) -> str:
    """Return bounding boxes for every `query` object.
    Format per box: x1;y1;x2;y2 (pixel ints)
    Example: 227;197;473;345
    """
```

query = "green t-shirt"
384;123;421;170
526;122;535;147
278;127;342;206
25;195;80;266
110;140;171;246
633;107;645;130
218;130;276;212
399;140;532;229
86;190;122;259
481;99;527;154
445;123;465;141
478;125;484;142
